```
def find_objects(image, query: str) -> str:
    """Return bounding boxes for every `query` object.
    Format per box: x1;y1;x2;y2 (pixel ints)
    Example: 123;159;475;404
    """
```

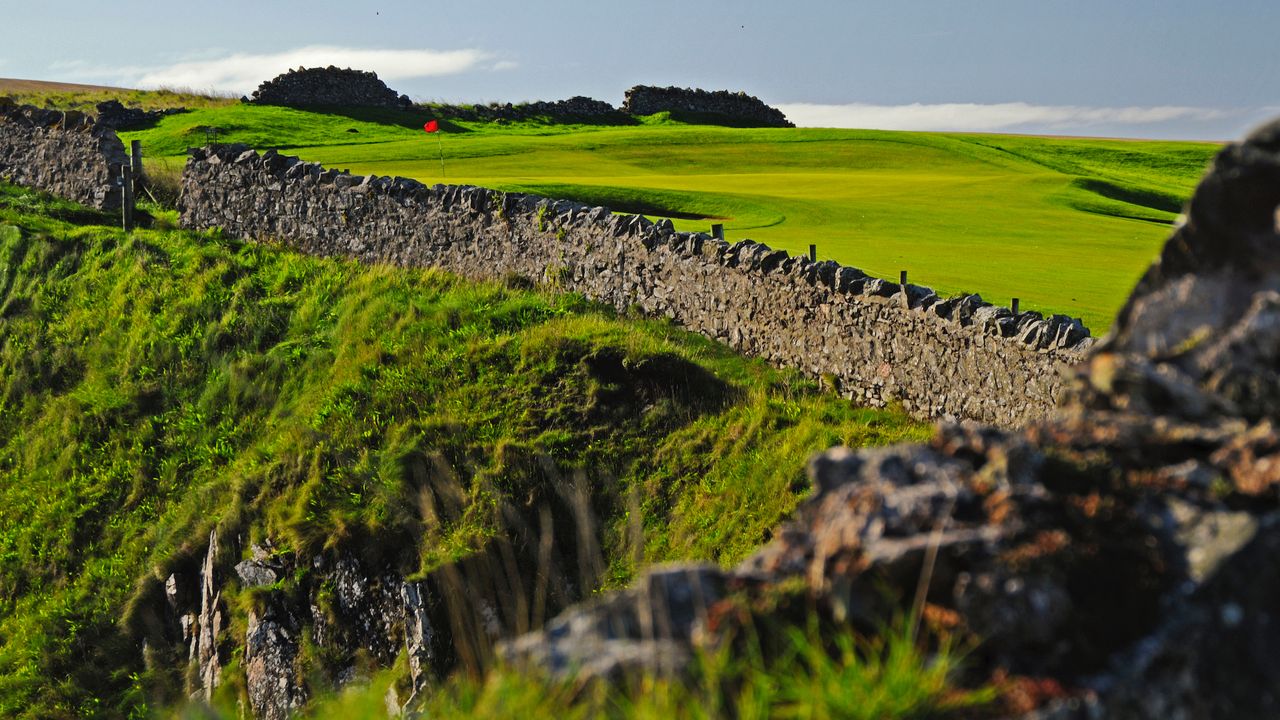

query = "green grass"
121;104;1219;331
289;621;993;720
175;611;993;720
1;85;234;114
0;181;927;718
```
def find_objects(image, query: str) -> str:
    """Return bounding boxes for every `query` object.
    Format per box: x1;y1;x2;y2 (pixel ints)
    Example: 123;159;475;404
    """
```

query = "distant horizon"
0;74;1247;144
5;1;1278;142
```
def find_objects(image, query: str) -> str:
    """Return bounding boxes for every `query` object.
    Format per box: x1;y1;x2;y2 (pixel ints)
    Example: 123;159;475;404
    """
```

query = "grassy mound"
0;182;927;717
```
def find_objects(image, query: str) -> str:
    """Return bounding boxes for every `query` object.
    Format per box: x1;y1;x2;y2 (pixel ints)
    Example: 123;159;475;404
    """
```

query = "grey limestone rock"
194;530;224;700
244;600;307;720
498;564;725;681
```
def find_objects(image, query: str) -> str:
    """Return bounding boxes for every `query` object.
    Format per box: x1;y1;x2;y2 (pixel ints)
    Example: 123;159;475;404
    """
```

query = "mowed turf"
122;104;1220;331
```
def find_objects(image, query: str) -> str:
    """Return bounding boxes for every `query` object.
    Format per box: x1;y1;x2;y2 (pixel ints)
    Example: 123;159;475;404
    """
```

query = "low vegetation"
0;79;234;113
295;622;994;720
0;181;931;717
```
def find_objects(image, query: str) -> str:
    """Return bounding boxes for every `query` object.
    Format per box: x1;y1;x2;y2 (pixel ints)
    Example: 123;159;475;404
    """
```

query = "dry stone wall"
622;86;793;127
0;100;128;210
433;97;623;123
248;66;412;109
179;144;1092;427
95;99;183;130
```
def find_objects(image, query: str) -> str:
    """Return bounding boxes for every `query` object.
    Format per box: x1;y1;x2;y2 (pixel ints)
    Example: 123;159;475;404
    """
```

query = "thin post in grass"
128;139;160;204
711;223;724;240
436;131;445;179
900;270;908;285
1012;297;1020;314
120;165;134;231
809;244;817;262
129;140;143;184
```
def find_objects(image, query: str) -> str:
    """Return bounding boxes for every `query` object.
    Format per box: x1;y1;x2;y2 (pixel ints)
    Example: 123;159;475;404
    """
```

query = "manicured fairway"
124;105;1220;331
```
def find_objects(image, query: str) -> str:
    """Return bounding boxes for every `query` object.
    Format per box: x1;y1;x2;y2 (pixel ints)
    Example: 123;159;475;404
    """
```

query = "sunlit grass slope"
122;104;1218;331
0;182;926;717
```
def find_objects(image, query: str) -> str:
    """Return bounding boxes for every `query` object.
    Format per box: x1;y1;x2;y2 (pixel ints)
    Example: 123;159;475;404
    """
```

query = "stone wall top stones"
248;66;412;109
622;85;793;127
430;96;623;123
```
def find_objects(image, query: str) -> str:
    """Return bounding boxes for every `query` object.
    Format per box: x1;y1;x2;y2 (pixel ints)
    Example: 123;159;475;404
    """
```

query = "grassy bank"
0;182;928;717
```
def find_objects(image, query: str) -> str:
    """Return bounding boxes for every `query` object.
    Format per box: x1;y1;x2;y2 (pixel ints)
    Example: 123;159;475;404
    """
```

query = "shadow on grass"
1070;178;1184;215
506;182;727;222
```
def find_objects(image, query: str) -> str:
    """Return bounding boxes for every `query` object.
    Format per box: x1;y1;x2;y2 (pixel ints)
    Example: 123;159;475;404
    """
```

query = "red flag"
423;120;439;133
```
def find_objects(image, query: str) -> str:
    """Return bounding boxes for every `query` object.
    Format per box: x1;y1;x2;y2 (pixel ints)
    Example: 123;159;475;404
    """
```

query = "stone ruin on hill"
247;66;412;109
241;67;791;126
430;96;624;123
500;117;1280;718
94;100;183;130
622;85;794;127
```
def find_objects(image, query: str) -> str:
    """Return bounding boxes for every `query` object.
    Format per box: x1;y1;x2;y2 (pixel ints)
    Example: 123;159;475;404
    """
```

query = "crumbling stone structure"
248;66;412;109
622;85;793;127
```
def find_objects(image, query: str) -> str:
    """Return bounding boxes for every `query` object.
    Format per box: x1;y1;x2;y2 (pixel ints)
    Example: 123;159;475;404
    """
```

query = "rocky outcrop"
177;145;1088;428
0;99;127;210
248;66;412;109
192;530;224;700
245;597;307;720
155;522;589;718
166;539;434;716
498;117;1280;718
622;85;793;127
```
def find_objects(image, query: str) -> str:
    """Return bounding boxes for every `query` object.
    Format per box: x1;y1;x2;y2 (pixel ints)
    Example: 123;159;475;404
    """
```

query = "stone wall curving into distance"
178;144;1092;427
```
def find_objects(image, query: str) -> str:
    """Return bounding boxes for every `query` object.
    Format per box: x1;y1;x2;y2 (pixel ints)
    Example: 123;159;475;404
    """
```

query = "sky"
4;0;1278;140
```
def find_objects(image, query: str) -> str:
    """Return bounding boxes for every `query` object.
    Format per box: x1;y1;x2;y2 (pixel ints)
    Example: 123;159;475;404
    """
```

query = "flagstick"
437;131;445;180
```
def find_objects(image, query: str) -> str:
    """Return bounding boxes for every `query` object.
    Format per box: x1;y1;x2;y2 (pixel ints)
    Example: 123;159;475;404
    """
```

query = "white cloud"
491;60;519;72
52;46;493;94
776;101;1233;133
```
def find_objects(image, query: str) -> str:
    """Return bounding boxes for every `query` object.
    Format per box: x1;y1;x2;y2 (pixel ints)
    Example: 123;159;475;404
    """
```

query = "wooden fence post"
121;165;134;231
710;223;724;240
129;140;143;185
809;244;817;262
